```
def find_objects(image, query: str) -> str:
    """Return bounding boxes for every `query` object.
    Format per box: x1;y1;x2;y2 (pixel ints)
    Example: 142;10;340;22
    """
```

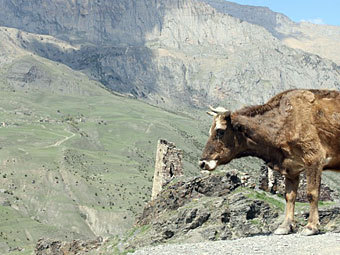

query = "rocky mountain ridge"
203;0;340;65
0;0;339;110
202;0;295;38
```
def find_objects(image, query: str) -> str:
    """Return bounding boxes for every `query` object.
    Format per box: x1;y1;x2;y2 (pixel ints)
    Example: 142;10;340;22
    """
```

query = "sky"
230;0;340;26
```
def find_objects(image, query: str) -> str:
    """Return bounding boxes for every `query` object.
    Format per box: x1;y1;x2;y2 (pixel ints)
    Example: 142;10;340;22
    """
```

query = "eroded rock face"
35;237;103;255
138;170;242;226
149;191;280;243
129;170;282;249
314;208;340;233
259;166;338;202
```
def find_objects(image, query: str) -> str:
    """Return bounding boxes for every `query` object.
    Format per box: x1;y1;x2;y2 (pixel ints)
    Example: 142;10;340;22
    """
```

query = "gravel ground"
131;233;340;255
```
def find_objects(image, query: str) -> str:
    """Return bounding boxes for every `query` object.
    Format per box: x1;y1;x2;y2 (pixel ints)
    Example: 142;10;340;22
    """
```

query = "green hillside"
0;53;208;253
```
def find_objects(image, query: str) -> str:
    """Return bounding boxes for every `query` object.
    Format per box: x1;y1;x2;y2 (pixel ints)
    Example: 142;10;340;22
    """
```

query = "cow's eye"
216;129;225;139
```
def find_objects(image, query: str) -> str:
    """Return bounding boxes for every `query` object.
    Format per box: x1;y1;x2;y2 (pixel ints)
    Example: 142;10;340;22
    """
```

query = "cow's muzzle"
199;159;217;171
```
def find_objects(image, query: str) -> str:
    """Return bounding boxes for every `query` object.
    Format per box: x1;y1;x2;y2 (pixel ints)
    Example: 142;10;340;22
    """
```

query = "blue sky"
230;0;340;26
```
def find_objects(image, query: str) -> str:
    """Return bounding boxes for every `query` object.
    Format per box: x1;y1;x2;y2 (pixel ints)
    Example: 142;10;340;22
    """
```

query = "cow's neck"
232;112;284;168
240;142;283;168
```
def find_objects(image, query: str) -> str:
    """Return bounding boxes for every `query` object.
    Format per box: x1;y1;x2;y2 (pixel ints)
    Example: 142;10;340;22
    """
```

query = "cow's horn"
206;111;217;116
209;105;230;115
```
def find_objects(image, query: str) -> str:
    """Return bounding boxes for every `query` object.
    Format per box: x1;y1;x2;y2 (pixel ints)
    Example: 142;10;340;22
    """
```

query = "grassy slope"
0;53;208;253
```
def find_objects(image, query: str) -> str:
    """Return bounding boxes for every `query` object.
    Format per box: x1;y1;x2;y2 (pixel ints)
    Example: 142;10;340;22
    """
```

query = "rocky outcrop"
35;237;103;255
259;166;338;202
123;169;340;252
138;170;242;226
127;170;280;250
142;191;280;245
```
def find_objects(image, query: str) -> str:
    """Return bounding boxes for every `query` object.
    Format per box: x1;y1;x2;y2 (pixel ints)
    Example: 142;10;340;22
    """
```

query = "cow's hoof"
274;226;291;235
301;227;319;236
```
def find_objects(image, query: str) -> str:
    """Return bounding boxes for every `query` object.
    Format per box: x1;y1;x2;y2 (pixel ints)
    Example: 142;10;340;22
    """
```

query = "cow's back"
279;89;340;171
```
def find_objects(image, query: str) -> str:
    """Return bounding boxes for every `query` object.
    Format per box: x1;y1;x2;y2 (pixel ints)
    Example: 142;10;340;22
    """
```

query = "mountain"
0;26;209;253
202;0;295;38
203;0;340;65
0;0;339;110
0;0;340;253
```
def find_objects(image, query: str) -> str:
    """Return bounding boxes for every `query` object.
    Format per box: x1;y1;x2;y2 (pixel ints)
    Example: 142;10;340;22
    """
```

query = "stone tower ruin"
151;139;183;200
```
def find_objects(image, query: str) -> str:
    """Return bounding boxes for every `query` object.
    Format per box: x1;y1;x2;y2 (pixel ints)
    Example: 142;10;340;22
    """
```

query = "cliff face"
0;0;159;45
202;0;295;38
1;0;340;109
203;0;340;65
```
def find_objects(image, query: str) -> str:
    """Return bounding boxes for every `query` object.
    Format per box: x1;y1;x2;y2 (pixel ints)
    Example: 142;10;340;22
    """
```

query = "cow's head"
199;106;244;171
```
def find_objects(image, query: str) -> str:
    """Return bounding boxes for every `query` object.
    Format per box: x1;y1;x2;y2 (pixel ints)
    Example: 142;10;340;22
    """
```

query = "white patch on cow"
200;160;217;170
205;160;217;170
214;115;227;131
215;121;224;130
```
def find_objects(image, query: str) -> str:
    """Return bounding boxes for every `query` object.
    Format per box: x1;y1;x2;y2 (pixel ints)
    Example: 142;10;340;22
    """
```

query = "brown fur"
201;89;340;235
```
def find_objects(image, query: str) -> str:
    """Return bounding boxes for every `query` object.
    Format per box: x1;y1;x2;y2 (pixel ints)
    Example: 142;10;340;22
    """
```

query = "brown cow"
199;89;340;236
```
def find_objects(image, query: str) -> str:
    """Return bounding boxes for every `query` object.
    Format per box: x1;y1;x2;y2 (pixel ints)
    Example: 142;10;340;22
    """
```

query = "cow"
199;89;340;236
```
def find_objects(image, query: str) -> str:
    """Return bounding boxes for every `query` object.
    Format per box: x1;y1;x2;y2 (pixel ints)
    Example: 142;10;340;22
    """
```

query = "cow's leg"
301;167;322;236
274;175;299;235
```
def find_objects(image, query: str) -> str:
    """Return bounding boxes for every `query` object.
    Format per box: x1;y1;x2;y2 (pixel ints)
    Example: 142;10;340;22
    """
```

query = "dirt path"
132;232;340;255
44;129;76;148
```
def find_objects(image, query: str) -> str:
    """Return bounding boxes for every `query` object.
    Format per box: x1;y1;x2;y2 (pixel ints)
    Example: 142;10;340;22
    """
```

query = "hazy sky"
231;0;340;26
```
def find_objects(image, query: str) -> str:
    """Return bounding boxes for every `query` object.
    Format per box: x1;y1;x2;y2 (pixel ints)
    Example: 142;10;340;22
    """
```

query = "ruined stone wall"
151;139;183;200
259;166;337;202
